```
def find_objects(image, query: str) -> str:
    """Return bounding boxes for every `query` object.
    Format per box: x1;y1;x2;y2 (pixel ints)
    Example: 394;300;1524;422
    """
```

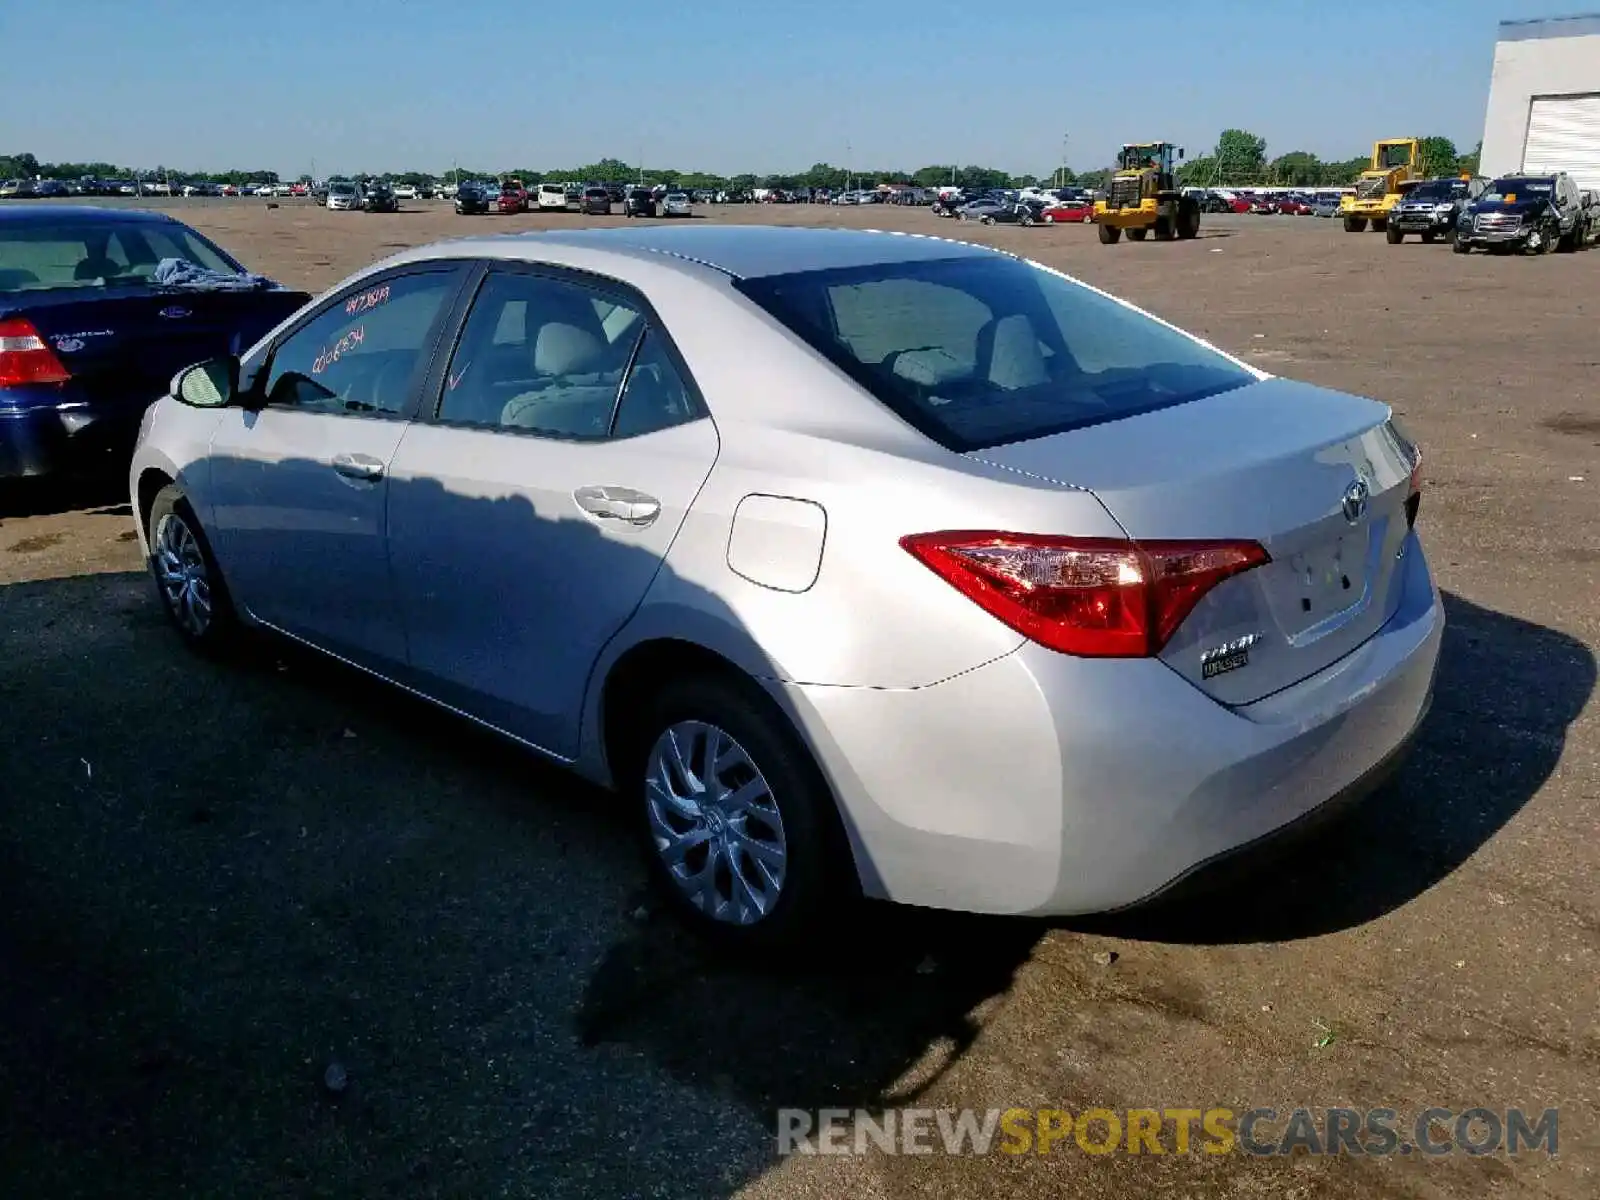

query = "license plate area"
1285;528;1371;636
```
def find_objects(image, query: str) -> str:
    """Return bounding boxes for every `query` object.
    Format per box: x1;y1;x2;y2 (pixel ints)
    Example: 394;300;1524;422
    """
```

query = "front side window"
734;254;1252;451
259;270;458;416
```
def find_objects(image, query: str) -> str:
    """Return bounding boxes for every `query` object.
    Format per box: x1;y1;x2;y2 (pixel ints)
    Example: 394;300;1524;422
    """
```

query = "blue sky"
10;0;1577;176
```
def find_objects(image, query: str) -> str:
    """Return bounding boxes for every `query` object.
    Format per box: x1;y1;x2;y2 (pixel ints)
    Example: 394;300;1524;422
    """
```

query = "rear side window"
734;255;1253;451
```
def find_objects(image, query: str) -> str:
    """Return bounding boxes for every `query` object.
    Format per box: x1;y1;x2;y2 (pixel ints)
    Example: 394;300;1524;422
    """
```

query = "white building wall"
1481;15;1600;178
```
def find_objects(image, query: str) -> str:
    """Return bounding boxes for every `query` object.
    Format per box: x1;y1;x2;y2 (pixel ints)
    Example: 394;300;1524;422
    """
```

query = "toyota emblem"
1342;478;1370;524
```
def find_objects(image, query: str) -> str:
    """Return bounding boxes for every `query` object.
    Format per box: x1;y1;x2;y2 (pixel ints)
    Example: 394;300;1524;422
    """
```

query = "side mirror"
1178;148;1186;160
173;356;239;408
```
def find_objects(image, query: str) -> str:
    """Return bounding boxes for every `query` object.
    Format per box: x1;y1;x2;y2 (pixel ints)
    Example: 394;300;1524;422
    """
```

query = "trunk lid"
3;286;308;410
969;378;1418;705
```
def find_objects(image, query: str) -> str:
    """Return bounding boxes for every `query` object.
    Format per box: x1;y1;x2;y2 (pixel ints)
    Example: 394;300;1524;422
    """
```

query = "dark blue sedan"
0;206;309;480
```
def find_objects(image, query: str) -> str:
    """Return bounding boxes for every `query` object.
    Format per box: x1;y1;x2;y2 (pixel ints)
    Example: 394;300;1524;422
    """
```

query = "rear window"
733;255;1253;452
0;221;242;293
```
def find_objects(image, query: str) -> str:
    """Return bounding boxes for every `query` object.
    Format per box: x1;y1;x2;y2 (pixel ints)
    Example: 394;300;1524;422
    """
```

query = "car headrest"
987;314;1049;390
533;322;604;376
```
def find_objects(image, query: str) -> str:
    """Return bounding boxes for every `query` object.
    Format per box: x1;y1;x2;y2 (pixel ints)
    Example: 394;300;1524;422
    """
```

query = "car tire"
1452;237;1471;254
630;673;850;950
1126;227;1148;241
1041;213;1055;223
981;215;994;225
1098;222;1121;244
1344;216;1367;233
1421;231;1436;244
147;484;237;656
1387;225;1403;243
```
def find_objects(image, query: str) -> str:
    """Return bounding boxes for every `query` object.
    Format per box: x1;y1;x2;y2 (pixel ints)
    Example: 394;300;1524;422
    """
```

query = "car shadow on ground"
0;449;1585;1198
1067;589;1594;944
0;466;1043;1197
0;470;131;519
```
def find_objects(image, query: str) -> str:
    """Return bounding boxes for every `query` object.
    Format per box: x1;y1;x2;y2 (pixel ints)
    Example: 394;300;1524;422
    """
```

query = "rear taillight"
901;532;1269;658
0;318;71;387
1405;446;1423;528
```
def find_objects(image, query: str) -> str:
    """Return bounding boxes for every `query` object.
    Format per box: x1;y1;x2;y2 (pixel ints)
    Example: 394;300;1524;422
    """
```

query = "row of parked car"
1383;171;1598;254
0;178;317;200
452;180;695;218
931;187;1098;226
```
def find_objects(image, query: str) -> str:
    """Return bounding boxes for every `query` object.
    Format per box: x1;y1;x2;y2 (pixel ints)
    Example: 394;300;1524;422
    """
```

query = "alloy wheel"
153;512;213;637
644;720;787;925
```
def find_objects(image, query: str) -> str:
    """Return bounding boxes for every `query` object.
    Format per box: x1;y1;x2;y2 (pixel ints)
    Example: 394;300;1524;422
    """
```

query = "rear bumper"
779;530;1443;916
0;385;148;479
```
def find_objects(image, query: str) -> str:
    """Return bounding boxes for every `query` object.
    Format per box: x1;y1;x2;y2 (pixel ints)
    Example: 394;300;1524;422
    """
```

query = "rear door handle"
574;485;661;527
332;452;385;482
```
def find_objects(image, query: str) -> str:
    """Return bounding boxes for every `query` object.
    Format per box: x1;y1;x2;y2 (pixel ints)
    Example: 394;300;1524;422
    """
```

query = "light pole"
1058;133;1068;188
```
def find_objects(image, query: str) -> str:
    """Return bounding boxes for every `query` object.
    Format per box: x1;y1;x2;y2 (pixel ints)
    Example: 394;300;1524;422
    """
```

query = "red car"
1040;201;1095;223
1275;196;1312;215
497;179;529;213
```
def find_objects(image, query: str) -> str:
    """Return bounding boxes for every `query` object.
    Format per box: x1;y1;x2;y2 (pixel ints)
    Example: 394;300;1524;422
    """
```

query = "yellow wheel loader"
1339;139;1422;232
1094;143;1201;244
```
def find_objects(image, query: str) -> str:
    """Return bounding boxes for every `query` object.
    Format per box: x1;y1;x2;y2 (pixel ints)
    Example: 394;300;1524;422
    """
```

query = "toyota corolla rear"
725;248;1442;916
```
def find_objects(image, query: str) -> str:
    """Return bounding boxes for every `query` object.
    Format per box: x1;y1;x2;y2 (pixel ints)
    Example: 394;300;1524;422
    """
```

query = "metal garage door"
1523;94;1600;191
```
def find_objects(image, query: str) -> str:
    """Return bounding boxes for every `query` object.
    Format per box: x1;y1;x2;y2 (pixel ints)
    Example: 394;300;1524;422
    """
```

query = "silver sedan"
129;226;1442;947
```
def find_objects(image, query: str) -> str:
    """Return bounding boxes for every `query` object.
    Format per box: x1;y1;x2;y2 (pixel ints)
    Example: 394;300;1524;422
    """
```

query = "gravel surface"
1;199;1595;1198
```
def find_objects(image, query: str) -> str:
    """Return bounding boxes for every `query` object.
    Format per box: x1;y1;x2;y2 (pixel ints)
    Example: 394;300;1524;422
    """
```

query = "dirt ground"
1;199;1597;1199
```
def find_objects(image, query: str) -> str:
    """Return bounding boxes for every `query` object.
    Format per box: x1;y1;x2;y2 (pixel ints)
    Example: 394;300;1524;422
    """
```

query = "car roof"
0;204;185;227
456;226;994;280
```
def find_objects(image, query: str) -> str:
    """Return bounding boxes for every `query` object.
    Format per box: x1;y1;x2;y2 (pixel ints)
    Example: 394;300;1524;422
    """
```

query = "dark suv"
362;182;399;213
455;181;490;215
1387;177;1484;244
580;186;612;215
623;188;656;218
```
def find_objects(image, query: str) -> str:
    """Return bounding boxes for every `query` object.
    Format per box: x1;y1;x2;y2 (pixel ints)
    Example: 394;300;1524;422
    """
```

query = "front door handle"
332;452;385;482
573;485;661;527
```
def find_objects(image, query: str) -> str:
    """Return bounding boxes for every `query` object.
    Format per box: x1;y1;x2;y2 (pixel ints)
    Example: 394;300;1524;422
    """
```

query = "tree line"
3;130;1484;194
1176;130;1481;188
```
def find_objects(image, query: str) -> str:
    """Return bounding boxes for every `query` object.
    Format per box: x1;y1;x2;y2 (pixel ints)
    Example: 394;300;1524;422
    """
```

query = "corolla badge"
1342;478;1370;524
1200;632;1261;680
158;305;191;320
